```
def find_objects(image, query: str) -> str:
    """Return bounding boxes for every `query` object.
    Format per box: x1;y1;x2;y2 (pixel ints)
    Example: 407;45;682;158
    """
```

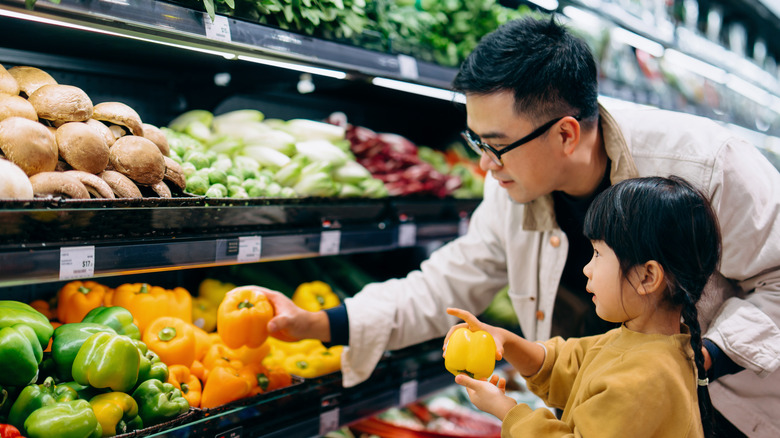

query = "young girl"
445;176;720;437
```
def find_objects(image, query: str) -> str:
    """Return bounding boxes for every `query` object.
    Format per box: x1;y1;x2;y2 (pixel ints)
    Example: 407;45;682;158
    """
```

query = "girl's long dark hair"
583;176;721;438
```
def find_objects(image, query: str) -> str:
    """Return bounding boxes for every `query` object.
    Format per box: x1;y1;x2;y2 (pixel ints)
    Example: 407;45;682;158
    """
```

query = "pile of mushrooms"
0;64;185;200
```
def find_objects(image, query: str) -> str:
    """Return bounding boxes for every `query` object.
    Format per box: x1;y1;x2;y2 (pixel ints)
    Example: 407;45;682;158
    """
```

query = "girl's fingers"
497;377;507;392
446;307;481;329
454;374;478;389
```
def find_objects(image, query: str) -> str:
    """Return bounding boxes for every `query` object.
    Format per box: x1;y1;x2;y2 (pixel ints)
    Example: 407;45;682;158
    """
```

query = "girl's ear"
635;261;665;296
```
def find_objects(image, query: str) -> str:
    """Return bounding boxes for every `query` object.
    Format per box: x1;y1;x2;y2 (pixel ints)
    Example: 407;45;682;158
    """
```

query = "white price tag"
59;246;95;280
458;216;470;236
398;54;419;80
319;230;341;256
237;236;261;263
204;13;231;42
398;223;417;247
399;379;419;406
319;408;340;436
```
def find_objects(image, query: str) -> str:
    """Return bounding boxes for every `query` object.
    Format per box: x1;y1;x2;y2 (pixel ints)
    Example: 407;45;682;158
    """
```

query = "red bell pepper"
0;423;22;438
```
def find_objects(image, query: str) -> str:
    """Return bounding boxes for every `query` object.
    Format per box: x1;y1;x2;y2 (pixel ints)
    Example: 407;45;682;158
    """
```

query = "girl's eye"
593;249;600;257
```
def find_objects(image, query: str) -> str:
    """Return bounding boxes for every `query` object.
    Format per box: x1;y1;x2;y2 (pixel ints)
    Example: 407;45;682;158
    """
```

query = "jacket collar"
521;103;640;231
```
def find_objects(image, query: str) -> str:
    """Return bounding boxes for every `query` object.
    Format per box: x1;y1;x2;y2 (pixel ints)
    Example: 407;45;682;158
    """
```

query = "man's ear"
560;116;581;155
634;261;665;296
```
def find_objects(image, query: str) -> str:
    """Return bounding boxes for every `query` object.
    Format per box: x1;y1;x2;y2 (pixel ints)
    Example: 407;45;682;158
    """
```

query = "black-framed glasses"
461;116;576;166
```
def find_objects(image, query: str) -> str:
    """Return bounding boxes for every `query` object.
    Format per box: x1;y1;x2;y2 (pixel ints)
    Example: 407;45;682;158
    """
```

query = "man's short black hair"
453;16;599;126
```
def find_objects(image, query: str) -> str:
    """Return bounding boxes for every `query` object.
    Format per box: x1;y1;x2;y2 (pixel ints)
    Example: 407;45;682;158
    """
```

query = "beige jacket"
342;103;780;436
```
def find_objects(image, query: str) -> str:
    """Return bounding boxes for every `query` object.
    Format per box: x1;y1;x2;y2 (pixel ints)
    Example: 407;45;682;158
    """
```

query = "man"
262;17;780;437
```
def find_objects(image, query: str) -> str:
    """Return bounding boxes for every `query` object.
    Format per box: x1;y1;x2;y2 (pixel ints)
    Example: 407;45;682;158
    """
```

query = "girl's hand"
443;307;505;361
455;374;517;420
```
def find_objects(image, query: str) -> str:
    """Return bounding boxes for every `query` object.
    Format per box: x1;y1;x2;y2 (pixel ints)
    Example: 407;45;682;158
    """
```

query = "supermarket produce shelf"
145;339;452;437
0;197;481;287
0;0;456;88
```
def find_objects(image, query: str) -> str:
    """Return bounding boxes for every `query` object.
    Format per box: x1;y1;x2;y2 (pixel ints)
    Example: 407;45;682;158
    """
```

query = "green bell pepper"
81;307;140;341
8;377;78;429
0;324;43;387
131;379;189;427
58;382;106;401
52;323;116;381
89;392;140;437
0;301;54;348
72;332;140;393
24;399;101;438
132;341;169;388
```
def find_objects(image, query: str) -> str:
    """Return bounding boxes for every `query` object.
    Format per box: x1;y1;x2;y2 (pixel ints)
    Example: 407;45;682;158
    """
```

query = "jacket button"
536;311;545;321
549;236;560;247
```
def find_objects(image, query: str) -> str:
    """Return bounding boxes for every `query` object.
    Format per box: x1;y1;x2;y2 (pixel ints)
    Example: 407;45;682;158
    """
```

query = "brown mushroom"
85;119;116;147
92;102;143;136
141;123;169;156
162;156;185;191
99;170;142;198
29;171;90;199
28;84;93;123
64;170;115;198
108;125;126;141
7;66;56;97
150;180;172;198
109;135;165;185
56;122;110;174
0;65;20;96
0;94;37;122
0;117;58;176
0;158;33;199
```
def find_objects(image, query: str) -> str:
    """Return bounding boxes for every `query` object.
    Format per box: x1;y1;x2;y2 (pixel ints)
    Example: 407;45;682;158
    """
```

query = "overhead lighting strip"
236;55;347;79
371;77;465;103
0;7;237;59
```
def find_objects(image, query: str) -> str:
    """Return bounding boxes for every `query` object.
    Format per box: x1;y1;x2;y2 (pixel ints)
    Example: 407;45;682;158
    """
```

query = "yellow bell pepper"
317;345;343;375
89;392;139;437
198;279;236;307
283;353;324;379
191;297;217;333
444;327;496;380
291;281;340;312
143;316;196;368
216;287;273;349
111;283;192;333
57;280;108;324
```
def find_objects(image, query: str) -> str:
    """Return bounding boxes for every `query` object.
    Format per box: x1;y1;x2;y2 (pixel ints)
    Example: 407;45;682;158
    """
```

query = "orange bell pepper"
202;343;244;372
242;362;293;396
190;360;207;382
30;299;56;321
111;283;192;333
57;280;107;324
217;287;273;349
191;324;213;362
143;316;196;368
103;288;115;306
167;364;202;408
200;366;252;409
233;342;271;367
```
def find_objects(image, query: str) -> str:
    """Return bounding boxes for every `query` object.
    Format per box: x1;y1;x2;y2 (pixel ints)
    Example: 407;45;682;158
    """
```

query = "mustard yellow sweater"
503;326;703;437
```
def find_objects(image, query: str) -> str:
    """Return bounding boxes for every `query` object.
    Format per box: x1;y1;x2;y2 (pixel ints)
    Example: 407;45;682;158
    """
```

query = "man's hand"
455;374;517;420
259;288;331;342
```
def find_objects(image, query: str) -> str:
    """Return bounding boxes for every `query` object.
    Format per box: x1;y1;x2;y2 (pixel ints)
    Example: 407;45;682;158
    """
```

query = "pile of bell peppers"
263;337;343;379
1;301;191;437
